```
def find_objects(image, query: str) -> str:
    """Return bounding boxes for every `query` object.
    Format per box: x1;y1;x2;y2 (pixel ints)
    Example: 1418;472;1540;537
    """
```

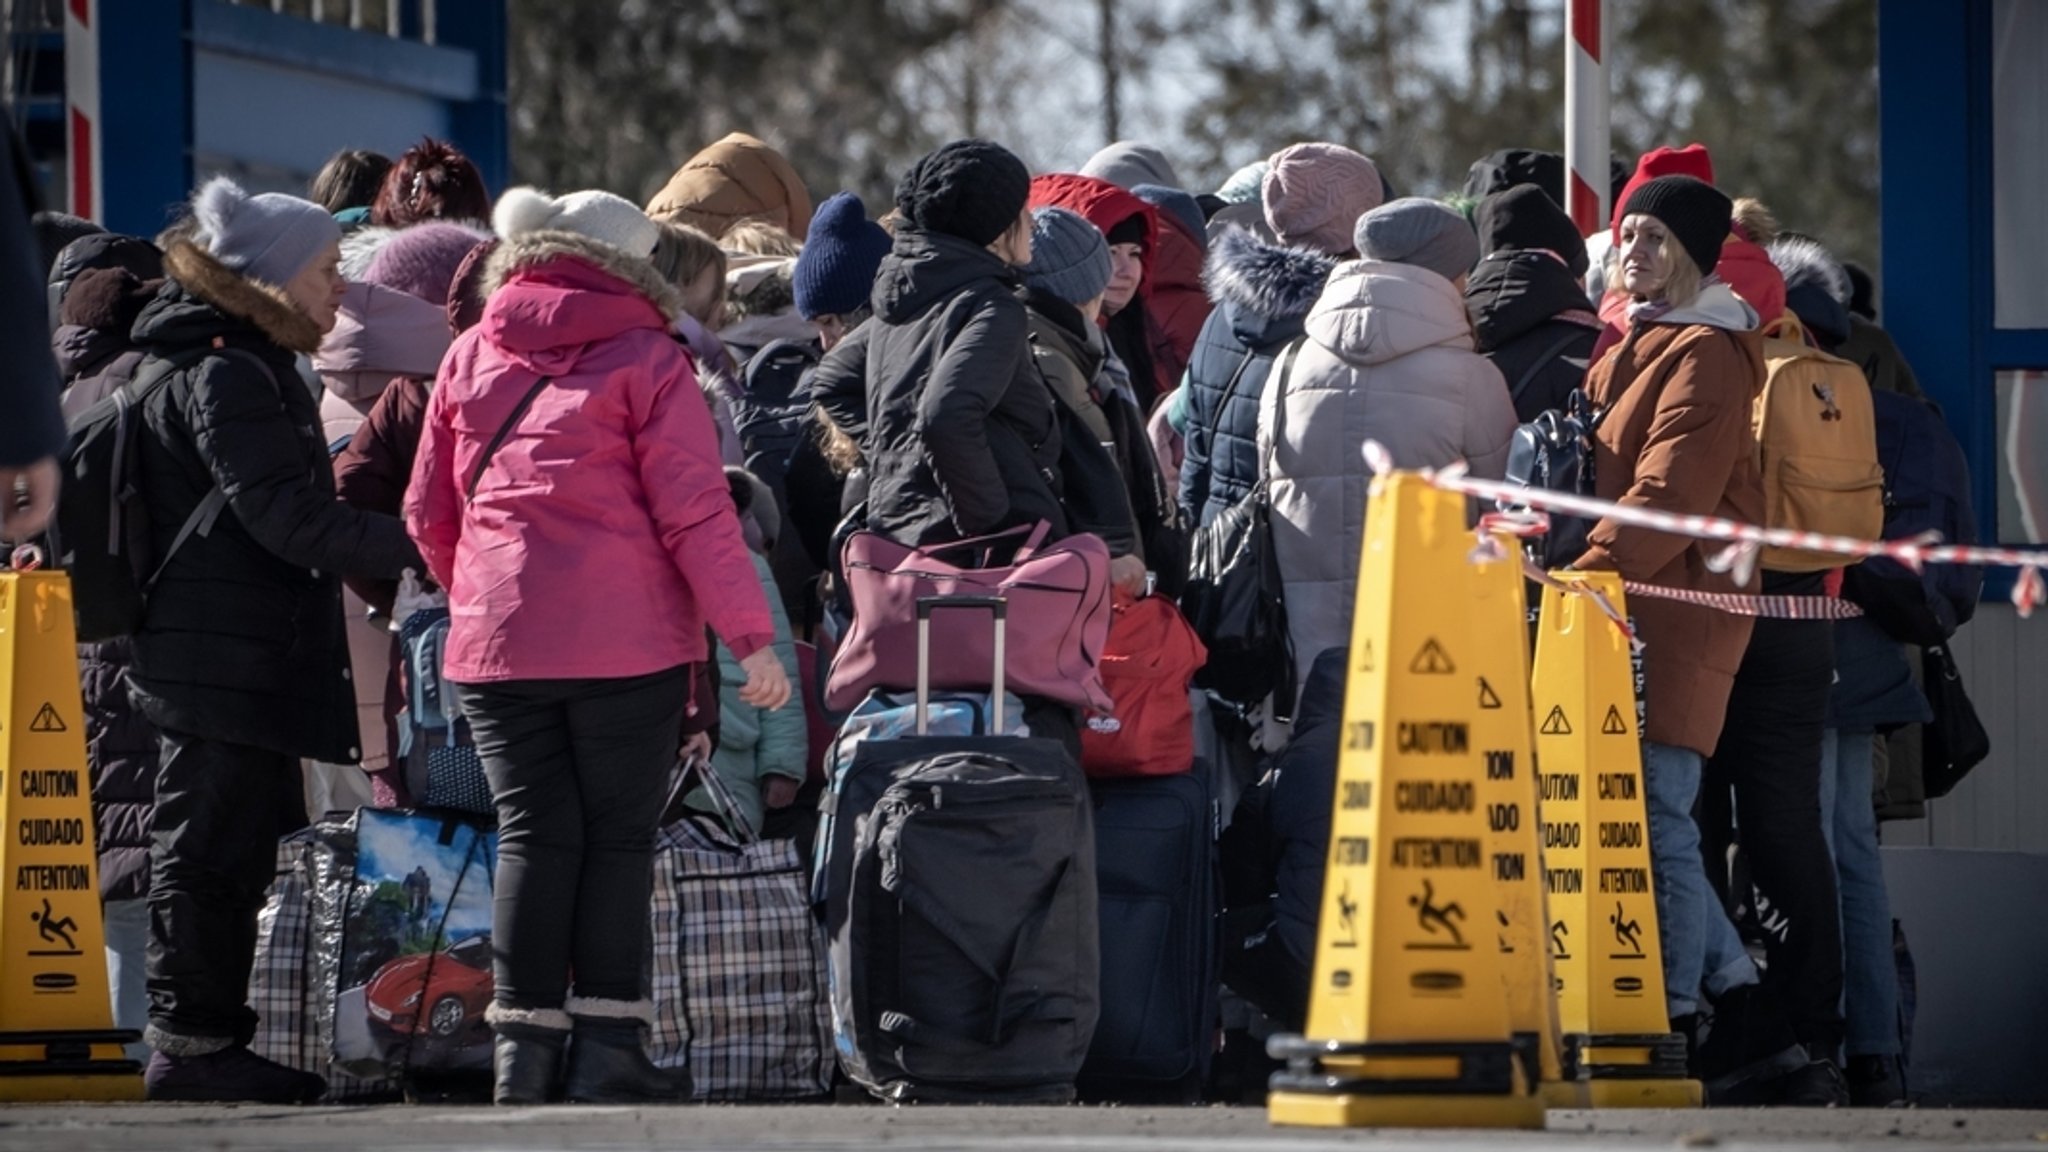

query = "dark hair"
308;149;392;214
370;138;491;228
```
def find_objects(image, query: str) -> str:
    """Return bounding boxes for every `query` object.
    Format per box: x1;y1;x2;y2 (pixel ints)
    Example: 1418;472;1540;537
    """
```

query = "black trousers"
456;666;688;1010
1700;613;1845;1053
147;730;303;1046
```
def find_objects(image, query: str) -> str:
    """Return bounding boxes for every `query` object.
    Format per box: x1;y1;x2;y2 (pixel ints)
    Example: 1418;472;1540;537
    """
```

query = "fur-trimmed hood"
138;240;326;355
481;229;681;319
1203;225;1337;345
474;231;683;374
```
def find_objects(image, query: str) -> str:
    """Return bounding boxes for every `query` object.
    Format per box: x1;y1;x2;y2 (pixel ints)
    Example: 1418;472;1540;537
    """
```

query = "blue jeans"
1643;741;1757;1018
103;897;151;1063
1818;729;1901;1057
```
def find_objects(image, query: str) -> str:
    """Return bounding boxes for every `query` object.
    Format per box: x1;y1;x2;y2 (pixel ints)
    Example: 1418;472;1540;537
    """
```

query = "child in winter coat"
687;469;809;835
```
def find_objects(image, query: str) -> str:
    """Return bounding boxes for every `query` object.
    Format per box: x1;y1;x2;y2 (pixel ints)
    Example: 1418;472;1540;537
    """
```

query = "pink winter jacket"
405;232;774;683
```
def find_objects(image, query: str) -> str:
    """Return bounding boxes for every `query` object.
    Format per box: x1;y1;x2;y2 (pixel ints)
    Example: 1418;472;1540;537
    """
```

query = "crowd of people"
0;118;1943;1111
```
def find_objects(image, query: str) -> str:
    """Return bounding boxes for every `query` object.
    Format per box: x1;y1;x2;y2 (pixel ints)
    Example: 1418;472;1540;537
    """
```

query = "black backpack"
1501;387;1604;570
731;338;820;487
55;346;276;642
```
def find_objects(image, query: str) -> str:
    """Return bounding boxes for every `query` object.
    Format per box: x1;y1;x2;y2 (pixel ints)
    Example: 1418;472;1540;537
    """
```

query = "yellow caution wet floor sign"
1468;538;1575;1109
1267;474;1542;1130
1531;573;1699;1108
0;572;142;1100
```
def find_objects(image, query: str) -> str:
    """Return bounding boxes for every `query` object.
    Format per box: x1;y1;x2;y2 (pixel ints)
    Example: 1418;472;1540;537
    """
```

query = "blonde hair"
1655;231;1705;309
720;219;802;258
651;221;727;323
1731;197;1779;246
813;410;862;476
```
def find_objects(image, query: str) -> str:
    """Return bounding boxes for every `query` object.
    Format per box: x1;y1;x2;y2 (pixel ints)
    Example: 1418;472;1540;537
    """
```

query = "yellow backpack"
1751;314;1885;572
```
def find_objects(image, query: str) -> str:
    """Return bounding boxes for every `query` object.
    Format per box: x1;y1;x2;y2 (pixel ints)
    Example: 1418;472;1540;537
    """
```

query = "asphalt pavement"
2;1104;2046;1152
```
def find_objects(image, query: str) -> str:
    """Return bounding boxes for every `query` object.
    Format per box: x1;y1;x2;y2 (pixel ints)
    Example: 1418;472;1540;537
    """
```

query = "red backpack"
1082;593;1208;778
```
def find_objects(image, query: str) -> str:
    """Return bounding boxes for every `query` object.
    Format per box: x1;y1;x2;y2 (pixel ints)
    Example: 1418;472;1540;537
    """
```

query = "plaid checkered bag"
648;762;833;1100
249;828;397;1101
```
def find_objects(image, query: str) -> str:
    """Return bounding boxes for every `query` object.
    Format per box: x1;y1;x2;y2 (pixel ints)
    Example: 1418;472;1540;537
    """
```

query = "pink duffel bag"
827;522;1114;713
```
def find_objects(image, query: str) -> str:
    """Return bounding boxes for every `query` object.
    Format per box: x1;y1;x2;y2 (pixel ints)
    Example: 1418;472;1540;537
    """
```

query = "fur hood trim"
565;996;656;1027
482;230;682;321
1202;225;1338;322
162;239;326;354
485;1002;573;1033
1767;236;1850;306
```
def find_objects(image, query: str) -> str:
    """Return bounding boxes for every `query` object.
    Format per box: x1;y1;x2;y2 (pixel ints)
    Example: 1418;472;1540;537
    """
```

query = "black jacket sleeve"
0;124;65;467
185;356;421;580
810;320;872;445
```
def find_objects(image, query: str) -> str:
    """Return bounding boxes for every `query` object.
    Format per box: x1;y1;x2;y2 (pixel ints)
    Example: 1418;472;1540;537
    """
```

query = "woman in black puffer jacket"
128;178;419;1104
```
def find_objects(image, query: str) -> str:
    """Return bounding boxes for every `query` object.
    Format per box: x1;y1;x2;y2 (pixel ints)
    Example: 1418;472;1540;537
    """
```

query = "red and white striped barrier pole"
63;0;102;222
1564;0;1608;236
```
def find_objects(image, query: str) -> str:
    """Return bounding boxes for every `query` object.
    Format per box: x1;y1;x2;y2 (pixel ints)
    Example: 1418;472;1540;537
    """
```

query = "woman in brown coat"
1573;176;1787;1085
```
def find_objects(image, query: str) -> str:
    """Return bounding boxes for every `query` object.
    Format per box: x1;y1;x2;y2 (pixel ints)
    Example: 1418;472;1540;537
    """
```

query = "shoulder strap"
1211;345;1262;425
466;376;555;502
1258;337;1308;484
141;346;285;593
1509;327;1589;407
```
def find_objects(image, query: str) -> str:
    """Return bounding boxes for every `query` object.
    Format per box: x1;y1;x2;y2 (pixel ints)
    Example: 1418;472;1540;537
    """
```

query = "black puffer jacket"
853;230;1065;547
1179;227;1336;530
128;240;420;763
1463;250;1599;423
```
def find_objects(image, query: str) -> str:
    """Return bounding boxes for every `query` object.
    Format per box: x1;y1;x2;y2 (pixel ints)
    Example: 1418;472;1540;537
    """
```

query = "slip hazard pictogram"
1539;705;1572;736
28;703;65;734
1601;705;1629;736
1477;677;1502;710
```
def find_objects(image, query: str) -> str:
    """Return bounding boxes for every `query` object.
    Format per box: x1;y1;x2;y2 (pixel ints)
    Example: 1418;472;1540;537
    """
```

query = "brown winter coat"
1575;295;1766;757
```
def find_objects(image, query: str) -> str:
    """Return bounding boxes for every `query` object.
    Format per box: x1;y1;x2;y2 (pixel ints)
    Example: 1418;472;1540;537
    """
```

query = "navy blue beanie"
793;191;892;319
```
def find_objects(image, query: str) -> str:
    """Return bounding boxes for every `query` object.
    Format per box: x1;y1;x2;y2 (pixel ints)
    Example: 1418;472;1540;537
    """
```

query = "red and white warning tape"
1365;439;2048;618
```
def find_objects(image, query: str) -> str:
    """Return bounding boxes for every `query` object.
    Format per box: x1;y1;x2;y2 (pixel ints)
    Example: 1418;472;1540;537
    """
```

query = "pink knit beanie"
1261;143;1384;256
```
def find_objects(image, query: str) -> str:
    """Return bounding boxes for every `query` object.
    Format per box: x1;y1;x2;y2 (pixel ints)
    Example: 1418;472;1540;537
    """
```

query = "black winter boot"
1696;983;1809;1106
563;998;692;1104
142;1029;325;1104
487;1004;571;1105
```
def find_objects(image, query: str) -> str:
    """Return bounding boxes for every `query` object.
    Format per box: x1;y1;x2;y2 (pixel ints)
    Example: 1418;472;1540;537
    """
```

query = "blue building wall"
32;0;505;236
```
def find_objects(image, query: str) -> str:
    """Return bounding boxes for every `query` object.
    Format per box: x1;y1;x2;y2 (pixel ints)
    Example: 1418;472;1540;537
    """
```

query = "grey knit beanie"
190;176;341;287
1354;197;1480;283
1023;207;1112;305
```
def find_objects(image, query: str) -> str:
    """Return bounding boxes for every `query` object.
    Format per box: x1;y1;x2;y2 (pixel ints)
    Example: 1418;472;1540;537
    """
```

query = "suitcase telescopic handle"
915;596;1007;735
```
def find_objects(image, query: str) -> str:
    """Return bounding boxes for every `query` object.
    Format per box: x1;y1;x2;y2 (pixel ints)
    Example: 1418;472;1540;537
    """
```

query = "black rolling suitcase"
827;597;1101;1103
1081;771;1220;1100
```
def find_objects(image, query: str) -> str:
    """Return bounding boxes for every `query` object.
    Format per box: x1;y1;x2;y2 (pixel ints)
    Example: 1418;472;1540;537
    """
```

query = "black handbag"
1181;341;1299;712
1502;388;1604;570
1920;643;1990;799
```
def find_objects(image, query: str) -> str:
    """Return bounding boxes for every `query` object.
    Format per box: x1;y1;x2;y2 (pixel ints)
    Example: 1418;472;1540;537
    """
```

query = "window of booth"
1997;370;2048;545
1994;0;2048;329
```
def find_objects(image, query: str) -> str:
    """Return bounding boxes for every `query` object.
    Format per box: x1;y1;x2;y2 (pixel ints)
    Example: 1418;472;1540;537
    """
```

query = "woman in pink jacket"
405;186;790;1106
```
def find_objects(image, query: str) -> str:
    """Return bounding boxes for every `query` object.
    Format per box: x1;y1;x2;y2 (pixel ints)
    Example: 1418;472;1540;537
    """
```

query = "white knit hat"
492;186;659;260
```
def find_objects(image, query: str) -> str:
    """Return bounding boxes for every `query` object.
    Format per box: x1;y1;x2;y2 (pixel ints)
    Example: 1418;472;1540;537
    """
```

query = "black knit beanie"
894;139;1031;248
1620;175;1731;279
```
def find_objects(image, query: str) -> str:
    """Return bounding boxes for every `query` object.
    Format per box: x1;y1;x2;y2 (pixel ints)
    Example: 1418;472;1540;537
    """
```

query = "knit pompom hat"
1262;143;1384;256
792;192;892;319
1619;175;1732;279
895;139;1031;248
1022;207;1112;305
190;175;341;287
493;187;660;260
363;220;493;307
